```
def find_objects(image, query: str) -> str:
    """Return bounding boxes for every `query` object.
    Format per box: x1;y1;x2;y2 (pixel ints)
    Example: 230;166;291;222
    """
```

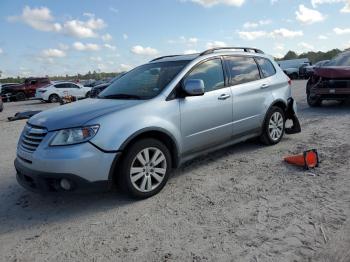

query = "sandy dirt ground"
0;81;349;262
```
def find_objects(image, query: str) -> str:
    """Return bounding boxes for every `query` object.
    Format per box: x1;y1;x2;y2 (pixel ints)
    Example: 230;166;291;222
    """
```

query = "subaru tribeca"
15;47;301;198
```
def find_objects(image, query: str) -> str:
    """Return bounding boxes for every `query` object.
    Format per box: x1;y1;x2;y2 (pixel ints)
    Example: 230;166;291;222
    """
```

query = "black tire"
16;92;26;101
118;138;172;199
306;80;322;107
260;106;285;145
49;94;60;103
86;91;91;98
306;91;322;107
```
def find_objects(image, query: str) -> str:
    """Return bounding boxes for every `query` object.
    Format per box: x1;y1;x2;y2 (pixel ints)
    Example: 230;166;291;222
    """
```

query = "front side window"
225;56;261;85
185;59;225;92
99;60;189;100
256;57;276;78
55;84;67;89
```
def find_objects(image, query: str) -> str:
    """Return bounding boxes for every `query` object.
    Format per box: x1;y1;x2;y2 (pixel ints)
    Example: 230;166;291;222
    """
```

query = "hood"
314;66;350;79
28;98;143;131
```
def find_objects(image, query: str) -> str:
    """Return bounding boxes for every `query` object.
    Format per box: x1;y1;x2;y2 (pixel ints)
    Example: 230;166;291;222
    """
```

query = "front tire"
260;106;285;145
118;138;172;199
306;91;322;107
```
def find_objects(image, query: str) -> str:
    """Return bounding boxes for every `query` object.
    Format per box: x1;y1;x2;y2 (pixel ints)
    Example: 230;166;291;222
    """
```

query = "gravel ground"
0;81;349;262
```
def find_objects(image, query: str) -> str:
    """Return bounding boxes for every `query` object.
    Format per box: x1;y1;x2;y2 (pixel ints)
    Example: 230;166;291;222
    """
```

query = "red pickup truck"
0;78;51;101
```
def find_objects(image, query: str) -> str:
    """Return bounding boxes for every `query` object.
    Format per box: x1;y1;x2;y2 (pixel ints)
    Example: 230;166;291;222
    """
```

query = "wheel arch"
108;127;180;185
261;99;287;132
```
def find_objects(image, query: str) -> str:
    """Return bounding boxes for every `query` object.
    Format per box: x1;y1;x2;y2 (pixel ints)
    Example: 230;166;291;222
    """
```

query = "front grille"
20;124;47;152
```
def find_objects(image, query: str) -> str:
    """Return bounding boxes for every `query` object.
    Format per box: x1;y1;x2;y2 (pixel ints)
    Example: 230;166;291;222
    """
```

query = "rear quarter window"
256;57;276;78
225;56;261;85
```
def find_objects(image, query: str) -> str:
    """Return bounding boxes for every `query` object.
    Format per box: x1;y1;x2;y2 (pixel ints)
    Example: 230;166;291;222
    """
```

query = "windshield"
99;60;189;99
327;52;350;66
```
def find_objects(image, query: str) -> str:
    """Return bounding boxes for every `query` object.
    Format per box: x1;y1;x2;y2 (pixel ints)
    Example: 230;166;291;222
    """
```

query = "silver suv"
15;47;301;198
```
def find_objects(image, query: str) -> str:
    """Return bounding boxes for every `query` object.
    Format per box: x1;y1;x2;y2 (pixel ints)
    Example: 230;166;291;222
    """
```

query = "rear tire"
118;138;172;199
49;94;60;103
86;91;91;98
260;106;285;145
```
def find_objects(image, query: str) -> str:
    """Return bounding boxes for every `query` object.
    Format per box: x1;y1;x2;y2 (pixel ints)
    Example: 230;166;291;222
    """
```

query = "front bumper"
15;158;111;193
15;137;121;193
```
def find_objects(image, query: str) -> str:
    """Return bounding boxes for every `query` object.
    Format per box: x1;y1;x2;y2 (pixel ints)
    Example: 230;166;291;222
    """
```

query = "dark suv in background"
307;51;350;106
0;77;50;101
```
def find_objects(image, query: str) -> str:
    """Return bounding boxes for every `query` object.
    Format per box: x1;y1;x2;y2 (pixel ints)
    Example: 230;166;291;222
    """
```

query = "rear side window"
256;57;276;78
225;56;260;85
55;83;69;89
185;59;225;92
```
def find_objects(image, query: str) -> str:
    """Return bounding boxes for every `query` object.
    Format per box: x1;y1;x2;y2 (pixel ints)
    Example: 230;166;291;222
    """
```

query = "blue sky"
0;0;349;77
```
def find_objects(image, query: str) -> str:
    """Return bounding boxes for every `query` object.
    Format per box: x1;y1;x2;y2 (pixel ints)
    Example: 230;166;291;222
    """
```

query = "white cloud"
188;0;245;7
238;31;267;40
104;44;117;50
41;48;66;58
334;27;350;34
62;16;106;38
183;49;199;54
73;42;100;51
102;33;112;42
120;64;133;71
131;45;159;55
238;28;303;40
8;6;61;32
90;56;102;62
274;43;285;51
311;0;350;13
341;1;350;12
188;37;199;44
318;35;328;40
0;48;3;54
109;7;119;13
243;19;272;29
295;5;326;24
8;6;107;39
123;33;128;40
311;0;344;7
271;28;303;38
206;41;227;48
298;42;314;50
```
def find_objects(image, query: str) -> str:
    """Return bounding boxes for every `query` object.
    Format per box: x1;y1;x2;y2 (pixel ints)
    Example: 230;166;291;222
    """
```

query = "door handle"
260;83;269;89
218;94;231;100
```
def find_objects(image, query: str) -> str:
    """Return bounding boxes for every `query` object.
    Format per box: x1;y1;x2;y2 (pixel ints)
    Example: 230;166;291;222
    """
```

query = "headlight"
50;125;99;146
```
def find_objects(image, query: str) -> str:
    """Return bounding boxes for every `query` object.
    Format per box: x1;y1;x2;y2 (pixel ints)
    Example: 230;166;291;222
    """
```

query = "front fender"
88;99;182;153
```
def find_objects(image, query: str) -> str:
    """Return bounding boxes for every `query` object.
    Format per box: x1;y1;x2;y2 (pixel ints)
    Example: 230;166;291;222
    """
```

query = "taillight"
288;79;292;86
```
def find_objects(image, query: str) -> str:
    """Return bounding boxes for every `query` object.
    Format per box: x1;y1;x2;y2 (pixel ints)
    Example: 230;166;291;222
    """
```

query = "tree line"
276;48;349;64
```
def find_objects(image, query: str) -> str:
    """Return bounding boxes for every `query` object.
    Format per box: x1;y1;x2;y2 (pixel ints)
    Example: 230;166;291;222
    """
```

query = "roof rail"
149;55;181;62
200;47;264;56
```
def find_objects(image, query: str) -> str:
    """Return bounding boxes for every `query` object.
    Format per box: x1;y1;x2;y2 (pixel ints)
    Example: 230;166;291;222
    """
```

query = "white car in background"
36;82;91;103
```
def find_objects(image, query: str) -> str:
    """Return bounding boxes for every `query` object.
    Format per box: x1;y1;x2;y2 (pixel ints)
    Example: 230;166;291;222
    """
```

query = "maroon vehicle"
306;51;350;107
0;77;50;101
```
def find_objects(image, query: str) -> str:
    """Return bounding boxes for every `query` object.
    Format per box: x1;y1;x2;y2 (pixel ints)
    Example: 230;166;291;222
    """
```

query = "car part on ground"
8;111;42;121
306;51;350;107
15;47;301;198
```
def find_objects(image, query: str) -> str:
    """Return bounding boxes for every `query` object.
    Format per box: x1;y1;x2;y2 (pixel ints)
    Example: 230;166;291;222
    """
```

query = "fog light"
60;178;72;191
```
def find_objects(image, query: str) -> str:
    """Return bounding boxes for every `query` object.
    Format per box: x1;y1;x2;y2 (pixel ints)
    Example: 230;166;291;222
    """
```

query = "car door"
224;55;271;136
179;58;233;154
69;83;83;97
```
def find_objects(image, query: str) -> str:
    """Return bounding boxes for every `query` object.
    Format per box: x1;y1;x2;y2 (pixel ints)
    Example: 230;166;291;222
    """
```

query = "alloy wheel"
268;112;284;141
129;147;167;193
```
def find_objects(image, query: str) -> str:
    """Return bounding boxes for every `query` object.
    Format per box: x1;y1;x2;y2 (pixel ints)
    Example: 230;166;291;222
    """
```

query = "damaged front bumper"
285;98;301;134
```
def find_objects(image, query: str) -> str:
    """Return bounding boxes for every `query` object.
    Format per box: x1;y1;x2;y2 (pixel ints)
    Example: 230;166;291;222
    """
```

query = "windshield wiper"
98;94;142;100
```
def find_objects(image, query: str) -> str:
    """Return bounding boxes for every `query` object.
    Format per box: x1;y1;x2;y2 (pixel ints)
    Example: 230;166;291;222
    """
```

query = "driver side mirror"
183;79;205;96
